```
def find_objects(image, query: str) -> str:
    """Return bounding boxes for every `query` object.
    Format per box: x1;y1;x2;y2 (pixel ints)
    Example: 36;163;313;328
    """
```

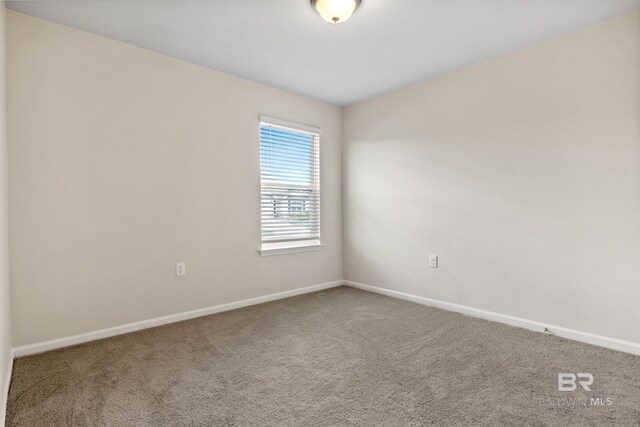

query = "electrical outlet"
429;255;438;269
176;262;186;277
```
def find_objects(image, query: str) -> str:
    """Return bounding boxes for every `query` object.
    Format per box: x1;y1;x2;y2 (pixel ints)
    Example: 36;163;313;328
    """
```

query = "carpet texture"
6;286;640;426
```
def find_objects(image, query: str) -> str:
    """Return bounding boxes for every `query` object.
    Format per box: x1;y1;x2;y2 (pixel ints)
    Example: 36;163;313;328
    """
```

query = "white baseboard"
13;280;343;358
12;278;639;359
1;348;14;427
345;280;640;356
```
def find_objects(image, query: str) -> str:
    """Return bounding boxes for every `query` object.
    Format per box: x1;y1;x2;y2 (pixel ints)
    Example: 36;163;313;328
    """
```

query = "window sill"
259;241;324;257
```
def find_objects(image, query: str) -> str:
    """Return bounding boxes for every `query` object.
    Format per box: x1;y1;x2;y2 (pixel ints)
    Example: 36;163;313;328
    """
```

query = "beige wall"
343;13;640;344
7;11;342;346
0;2;12;424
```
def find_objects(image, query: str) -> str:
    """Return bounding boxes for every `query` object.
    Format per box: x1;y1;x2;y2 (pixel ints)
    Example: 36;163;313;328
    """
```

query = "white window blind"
260;116;320;251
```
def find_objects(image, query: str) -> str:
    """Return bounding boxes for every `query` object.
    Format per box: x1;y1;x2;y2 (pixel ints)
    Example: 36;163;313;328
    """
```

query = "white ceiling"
7;0;640;106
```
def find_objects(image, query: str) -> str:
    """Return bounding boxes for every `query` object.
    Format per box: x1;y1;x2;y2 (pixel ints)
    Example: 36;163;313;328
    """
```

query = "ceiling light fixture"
311;0;361;24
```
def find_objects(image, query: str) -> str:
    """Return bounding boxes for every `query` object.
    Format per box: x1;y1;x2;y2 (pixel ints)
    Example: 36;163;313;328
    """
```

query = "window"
259;116;321;255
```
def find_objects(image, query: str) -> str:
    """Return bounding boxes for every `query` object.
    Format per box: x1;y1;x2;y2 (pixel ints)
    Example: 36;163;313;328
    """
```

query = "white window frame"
258;115;323;256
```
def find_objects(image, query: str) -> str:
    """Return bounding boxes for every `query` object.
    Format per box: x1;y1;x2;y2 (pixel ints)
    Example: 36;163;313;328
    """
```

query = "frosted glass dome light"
311;0;361;24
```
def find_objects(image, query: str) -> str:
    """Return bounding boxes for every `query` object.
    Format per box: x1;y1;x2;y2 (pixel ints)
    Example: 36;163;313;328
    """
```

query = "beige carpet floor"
6;286;640;426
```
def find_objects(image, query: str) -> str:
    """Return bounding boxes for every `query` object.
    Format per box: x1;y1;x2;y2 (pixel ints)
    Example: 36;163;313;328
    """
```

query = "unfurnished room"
0;0;639;426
